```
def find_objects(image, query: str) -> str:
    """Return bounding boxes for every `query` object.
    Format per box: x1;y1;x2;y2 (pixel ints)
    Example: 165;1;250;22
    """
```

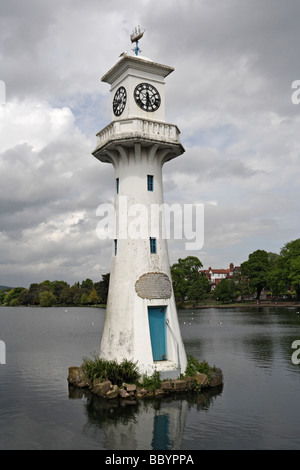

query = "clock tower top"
93;42;184;162
102;55;174;85
102;54;174;123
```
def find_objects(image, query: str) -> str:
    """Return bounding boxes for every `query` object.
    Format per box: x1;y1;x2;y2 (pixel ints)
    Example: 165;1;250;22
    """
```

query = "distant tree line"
1;238;299;307
171;238;300;305
0;274;110;307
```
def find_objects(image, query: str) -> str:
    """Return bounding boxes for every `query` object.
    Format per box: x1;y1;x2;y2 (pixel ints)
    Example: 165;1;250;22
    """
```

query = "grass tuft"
82;355;140;387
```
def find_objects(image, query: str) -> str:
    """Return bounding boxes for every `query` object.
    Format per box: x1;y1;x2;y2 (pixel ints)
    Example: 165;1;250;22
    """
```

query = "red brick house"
200;263;240;291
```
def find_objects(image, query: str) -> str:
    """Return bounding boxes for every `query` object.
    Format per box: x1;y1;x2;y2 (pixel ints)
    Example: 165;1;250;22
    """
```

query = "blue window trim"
150;237;156;254
147;175;154;191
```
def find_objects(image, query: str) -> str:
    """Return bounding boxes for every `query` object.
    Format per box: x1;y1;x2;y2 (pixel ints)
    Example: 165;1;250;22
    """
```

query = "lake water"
0;305;300;450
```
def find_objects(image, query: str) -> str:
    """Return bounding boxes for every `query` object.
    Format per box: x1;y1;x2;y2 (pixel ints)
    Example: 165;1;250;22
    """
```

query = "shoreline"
1;301;300;309
182;301;300;309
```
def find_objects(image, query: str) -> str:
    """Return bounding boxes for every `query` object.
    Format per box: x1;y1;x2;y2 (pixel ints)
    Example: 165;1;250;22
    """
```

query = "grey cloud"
1;0;300;286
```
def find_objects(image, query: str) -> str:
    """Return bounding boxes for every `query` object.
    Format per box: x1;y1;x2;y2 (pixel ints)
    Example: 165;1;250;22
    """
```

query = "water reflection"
68;385;223;450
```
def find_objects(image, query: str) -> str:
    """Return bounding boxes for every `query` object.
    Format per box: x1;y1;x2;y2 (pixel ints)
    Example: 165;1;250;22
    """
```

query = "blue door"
148;306;167;361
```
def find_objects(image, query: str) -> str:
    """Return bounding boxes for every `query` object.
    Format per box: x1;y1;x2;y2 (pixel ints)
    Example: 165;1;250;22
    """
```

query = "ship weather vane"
130;25;145;56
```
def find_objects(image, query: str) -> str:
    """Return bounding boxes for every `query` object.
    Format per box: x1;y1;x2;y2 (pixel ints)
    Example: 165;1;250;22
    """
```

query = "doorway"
148;306;167;361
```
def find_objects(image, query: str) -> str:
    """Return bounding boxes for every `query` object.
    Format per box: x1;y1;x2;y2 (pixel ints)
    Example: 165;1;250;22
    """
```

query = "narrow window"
114;239;117;256
147;175;154;191
116;178;119;194
150;237;156;254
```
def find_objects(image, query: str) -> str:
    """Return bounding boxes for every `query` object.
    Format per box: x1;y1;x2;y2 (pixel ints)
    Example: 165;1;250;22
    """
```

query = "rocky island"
68;356;223;401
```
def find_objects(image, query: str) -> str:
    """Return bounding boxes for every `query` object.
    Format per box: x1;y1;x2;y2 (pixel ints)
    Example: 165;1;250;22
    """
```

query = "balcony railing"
95;118;181;149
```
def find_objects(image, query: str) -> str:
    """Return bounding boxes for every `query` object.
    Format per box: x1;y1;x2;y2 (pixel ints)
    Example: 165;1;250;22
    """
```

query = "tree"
4;287;26;306
81;278;94;291
94;274;110;304
28;283;44;304
171;256;203;304
268;239;300;299
40;280;54;292
18;289;33;305
80;293;89;305
59;287;74;305
212;279;235;304
88;288;100;305
187;275;210;306
267;261;287;296
0;290;6;305
241;250;271;300
71;284;84;305
289;256;300;299
281;239;300;299
52;280;70;300
231;270;250;301
39;291;57;307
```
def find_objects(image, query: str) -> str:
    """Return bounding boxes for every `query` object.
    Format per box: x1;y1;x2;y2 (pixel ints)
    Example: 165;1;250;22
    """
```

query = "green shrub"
185;355;214;381
82;355;140;386
140;370;161;390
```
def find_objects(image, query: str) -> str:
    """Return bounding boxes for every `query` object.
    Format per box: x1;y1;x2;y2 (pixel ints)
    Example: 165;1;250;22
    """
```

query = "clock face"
134;83;161;112
113;86;127;116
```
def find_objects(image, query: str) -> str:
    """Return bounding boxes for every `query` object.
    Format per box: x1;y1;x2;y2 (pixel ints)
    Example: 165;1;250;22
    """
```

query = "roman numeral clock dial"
113;86;127;116
134;83;161;112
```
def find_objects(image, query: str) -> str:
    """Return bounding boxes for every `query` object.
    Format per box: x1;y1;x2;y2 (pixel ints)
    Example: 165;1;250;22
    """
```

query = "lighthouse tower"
92;30;187;378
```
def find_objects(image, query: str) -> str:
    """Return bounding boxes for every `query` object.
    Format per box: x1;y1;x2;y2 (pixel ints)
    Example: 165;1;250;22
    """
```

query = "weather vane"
130;25;145;56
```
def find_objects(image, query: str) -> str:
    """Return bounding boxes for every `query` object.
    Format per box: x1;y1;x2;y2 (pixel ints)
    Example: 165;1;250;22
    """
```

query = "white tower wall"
93;55;187;378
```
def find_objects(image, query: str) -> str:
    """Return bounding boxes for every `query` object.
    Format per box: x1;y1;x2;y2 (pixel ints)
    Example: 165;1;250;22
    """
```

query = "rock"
195;372;209;387
209;368;223;387
119;388;130;398
124;383;136;392
68;366;80;383
68;367;91;388
161;380;173;391
68;363;224;400
92;380;112;397
136;390;144;398
93;378;102;386
184;376;194;391
106;385;119;399
173;380;187;391
136;388;149;398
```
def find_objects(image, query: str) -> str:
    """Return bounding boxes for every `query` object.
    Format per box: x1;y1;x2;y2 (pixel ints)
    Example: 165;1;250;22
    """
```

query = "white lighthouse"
92;31;187;379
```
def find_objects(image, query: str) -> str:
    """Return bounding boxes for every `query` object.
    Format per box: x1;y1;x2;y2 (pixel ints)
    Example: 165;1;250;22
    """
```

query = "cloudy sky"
0;0;300;288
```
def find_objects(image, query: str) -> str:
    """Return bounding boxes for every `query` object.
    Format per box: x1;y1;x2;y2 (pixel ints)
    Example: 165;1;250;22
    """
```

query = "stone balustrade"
95;118;181;149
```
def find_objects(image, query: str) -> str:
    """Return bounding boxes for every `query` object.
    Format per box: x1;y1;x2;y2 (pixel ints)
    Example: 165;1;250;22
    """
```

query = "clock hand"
146;91;151;107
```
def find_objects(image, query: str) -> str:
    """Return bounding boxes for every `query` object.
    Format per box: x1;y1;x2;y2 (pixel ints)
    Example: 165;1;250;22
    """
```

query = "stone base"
67;366;223;401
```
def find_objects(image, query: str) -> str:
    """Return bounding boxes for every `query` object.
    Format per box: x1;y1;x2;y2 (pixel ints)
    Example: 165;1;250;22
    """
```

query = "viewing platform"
94;117;182;153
